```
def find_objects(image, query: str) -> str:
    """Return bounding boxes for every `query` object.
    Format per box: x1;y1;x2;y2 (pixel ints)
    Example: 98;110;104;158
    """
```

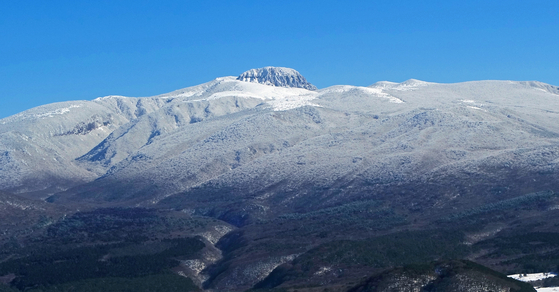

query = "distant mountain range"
1;67;559;291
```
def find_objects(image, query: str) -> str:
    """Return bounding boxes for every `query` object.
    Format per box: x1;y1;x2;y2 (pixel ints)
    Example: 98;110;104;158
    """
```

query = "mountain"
2;67;559;291
49;78;559;215
4;69;558;204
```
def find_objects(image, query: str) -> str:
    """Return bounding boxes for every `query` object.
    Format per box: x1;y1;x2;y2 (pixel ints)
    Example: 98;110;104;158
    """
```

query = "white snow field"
508;273;559;292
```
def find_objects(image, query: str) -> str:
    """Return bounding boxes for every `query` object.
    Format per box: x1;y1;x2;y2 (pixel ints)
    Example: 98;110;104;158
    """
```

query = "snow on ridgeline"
369;79;434;91
0;103;84;124
1;66;416;126
318;85;404;104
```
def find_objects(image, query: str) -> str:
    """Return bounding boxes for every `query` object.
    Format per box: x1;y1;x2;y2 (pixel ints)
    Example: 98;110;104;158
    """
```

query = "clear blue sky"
1;0;558;119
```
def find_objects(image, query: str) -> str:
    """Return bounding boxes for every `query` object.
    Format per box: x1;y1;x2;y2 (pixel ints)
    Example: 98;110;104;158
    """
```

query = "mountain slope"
0;72;318;195
49;80;559;214
0;95;173;196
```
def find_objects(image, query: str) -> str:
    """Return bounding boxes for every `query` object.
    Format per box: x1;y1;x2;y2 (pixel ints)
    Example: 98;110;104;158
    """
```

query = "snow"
359;87;404;103
93;95;128;101
314;266;333;276
369;81;399;88
0;104;84;124
268;94;321;111
508;272;557;282
508;272;559;291
160;76;321;111
391;79;434;91
319;85;404;103
35;105;81;118
207;91;266;101
182;259;207;274
196;225;234;244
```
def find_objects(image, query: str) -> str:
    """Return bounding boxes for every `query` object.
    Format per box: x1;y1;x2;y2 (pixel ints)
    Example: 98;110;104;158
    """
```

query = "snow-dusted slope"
0;68;320;195
76;76;319;174
0;93;182;196
2;67;559;209
44;78;559;217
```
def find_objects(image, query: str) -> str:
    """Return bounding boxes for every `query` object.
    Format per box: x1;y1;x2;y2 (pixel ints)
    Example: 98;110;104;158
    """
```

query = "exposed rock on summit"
237;67;317;90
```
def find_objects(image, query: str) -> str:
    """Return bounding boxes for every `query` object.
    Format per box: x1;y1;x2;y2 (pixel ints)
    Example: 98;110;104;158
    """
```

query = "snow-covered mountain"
3;67;559;292
1;68;559;214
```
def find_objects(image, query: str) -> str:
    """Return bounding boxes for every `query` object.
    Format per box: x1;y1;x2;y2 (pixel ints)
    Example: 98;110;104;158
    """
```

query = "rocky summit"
236;66;318;90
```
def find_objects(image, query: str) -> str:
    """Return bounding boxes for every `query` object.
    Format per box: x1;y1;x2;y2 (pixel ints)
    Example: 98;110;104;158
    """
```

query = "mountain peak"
237;67;317;90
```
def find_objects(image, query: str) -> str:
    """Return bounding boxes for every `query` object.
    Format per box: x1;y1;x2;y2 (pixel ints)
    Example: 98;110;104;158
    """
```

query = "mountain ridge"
1;69;559;200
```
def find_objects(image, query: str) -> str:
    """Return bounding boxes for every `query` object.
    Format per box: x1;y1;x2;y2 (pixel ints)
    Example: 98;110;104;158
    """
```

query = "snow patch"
391;79;433;91
268;94;321;111
197;225;234;245
467;106;485;111
508;272;556;282
461;99;486;111
182;259;206;274
320;85;404;103
369;81;399;89
184;78;320;111
537;288;559;292
207;91;267;101
314;266;333;276
359;87;404;103
35;105;81;118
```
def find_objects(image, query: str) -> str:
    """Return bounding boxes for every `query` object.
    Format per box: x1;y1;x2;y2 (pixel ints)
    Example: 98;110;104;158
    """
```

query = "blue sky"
1;0;558;119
